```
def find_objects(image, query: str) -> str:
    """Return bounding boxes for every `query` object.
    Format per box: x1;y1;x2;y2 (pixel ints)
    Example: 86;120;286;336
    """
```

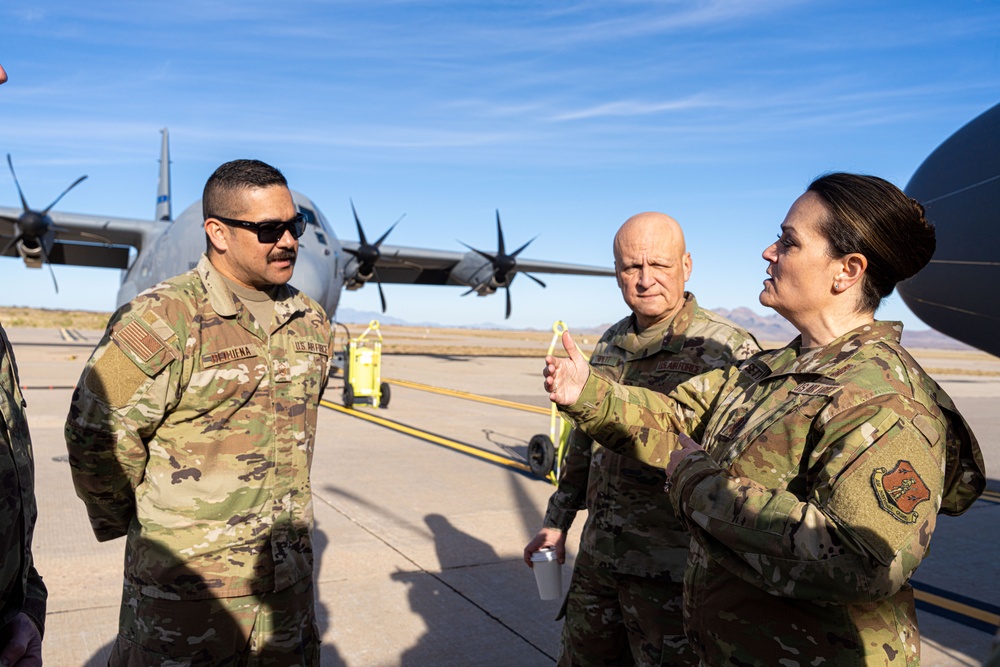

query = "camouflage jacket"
565;321;986;665
0;324;46;636
543;294;759;576
66;255;333;600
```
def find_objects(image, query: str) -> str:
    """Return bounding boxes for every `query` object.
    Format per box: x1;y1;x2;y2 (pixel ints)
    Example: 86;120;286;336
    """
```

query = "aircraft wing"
0;207;160;269
340;240;615;285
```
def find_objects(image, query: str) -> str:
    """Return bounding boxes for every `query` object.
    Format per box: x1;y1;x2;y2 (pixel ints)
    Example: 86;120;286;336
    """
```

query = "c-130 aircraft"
0;130;614;320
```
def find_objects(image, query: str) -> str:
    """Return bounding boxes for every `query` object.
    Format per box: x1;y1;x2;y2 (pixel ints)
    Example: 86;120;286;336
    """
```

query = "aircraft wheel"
528;434;555;479
343;384;355;408
379;382;391;408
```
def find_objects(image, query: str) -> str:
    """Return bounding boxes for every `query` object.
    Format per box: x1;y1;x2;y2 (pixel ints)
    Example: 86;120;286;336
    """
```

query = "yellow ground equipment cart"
340;320;390;409
527;321;588;482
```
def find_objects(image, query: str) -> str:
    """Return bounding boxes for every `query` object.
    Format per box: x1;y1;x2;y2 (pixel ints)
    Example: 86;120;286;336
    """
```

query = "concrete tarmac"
7;327;998;666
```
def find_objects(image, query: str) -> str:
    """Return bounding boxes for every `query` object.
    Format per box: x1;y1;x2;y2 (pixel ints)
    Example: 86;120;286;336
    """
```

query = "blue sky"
1;1;998;331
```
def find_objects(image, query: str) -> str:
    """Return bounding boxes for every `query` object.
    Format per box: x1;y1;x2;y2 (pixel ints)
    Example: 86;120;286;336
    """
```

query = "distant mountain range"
711;307;975;350
337;306;977;351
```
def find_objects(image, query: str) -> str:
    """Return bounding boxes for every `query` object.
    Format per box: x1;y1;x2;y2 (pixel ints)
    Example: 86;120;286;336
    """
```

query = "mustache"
268;249;297;264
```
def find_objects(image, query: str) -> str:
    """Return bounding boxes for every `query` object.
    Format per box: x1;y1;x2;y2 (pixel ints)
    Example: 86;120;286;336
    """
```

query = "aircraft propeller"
1;154;92;293
342;200;403;312
460;210;546;319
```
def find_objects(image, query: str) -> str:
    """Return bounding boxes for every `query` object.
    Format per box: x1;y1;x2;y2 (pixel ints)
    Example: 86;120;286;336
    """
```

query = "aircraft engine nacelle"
342;256;373;291
15;229;55;269
449;251;513;296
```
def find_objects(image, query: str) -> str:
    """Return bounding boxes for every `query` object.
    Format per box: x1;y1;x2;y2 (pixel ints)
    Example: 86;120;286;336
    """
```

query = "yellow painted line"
320;399;532;473
384;377;550;415
914;589;1000;627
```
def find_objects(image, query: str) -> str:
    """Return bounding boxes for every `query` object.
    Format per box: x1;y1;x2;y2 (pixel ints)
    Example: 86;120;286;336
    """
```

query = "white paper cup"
530;547;562;600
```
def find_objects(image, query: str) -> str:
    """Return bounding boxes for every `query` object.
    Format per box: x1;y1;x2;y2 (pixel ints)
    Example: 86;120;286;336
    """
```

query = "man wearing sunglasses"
66;159;333;666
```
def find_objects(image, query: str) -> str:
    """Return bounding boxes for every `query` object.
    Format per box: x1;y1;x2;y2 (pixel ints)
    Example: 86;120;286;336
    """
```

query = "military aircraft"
0;129;614;321
899;102;1000;357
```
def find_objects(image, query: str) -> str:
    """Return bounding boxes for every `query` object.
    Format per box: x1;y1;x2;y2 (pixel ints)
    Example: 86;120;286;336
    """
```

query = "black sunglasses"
211;213;307;243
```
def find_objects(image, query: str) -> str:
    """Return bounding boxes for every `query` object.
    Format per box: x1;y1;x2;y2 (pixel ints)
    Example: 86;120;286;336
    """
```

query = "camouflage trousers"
557;550;694;667
109;575;319;666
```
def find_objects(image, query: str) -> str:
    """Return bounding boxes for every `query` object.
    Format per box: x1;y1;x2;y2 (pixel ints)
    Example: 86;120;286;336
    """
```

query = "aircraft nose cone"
288;247;330;310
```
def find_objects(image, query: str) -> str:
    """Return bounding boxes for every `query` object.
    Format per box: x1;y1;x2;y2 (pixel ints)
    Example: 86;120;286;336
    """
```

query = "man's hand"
0;613;43;667
665;432;704;482
543;331;590;406
523;527;567;567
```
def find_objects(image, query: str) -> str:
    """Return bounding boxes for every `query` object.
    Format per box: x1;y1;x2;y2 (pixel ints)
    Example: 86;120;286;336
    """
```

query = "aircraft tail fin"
156;128;172;222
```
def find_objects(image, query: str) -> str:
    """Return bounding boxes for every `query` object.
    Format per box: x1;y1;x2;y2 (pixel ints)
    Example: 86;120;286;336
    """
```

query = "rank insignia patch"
871;460;931;524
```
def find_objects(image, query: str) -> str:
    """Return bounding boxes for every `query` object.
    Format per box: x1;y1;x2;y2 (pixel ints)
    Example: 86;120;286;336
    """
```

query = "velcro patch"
294;341;329;356
656;360;704;375
825;420;941;565
590;354;620;367
741;359;770;382
87;343;152;408
790;382;841;397
201;345;257;368
115;320;164;362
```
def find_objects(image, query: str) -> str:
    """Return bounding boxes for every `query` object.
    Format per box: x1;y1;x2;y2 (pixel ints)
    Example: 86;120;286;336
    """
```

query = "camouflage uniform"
0;324;46;639
66;255;333;665
544;294;758;666
564;321;986;665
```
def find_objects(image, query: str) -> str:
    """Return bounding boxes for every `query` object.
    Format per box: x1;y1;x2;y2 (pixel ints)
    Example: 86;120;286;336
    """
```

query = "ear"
835;253;867;291
204;217;230;254
681;252;692;282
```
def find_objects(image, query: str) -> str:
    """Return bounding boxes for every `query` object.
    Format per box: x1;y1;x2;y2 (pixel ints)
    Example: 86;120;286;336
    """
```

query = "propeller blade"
39;243;59;294
461;286;476;296
350;199;368;245
523;271;546;288
7;154;30;212
459;241;497;264
41;175;88;215
504;286;512;319
495;210;506;256
374;214;403;248
1;234;22;257
373;268;387;313
509;236;537;258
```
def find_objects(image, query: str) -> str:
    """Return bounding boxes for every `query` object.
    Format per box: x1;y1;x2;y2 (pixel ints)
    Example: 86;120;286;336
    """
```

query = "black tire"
343;384;355;408
379;382;391;408
528;434;555;479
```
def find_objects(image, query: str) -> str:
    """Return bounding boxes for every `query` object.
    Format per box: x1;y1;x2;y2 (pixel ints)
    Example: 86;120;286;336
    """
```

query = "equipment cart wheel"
379;382;391;408
528;434;556;479
343;384;355;409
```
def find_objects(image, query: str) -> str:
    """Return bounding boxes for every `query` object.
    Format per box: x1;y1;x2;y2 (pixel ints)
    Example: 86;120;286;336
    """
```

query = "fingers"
562;330;587;367
677;432;704;451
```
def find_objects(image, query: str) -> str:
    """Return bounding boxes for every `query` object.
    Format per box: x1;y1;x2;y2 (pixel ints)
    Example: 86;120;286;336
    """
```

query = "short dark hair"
808;173;935;313
202;159;287;220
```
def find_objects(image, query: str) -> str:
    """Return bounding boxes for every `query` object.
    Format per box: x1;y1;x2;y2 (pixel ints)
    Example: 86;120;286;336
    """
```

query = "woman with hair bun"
544;173;985;665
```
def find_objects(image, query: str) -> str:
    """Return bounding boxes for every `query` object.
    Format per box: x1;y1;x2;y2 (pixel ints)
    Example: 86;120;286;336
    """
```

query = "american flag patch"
115;320;163;362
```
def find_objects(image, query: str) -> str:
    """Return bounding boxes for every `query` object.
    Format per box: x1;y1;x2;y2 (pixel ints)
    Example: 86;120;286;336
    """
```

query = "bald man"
524;212;759;666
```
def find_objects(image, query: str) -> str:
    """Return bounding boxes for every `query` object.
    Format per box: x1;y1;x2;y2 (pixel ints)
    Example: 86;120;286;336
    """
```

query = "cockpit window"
298;207;319;226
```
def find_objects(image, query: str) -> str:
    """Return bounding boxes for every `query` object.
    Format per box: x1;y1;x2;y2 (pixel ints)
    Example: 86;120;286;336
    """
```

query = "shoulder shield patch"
872;460;932;523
